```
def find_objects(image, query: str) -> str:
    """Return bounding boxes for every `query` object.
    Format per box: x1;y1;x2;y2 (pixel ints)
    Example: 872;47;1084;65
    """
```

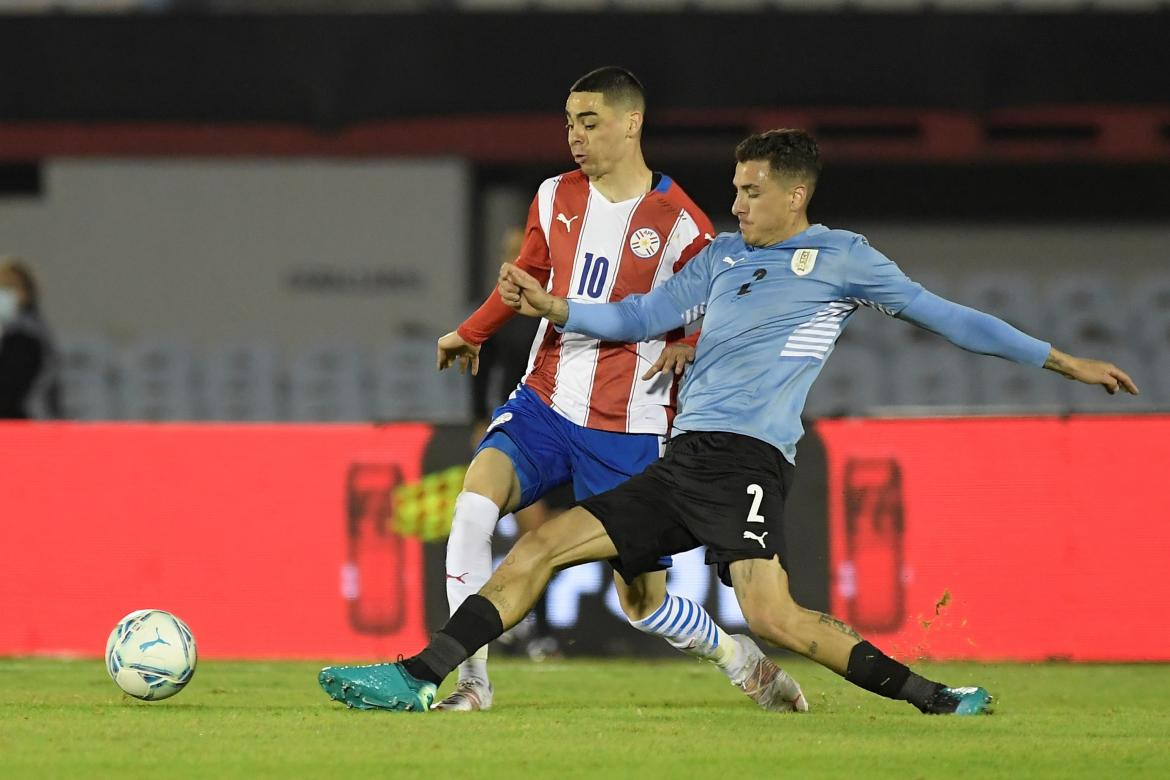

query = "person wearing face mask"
0;256;61;419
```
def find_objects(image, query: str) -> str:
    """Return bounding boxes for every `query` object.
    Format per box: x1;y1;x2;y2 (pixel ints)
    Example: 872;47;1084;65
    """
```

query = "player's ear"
790;183;809;212
626;110;643;139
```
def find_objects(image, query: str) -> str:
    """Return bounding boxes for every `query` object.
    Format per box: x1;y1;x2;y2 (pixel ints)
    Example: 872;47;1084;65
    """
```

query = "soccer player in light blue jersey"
319;130;1137;715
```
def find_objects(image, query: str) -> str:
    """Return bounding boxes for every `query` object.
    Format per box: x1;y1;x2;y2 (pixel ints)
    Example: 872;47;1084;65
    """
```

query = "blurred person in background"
0;256;61;420
469;226;566;661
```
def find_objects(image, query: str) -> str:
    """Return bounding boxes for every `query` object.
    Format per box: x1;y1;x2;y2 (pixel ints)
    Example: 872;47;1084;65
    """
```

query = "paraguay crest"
629;227;661;259
791;248;819;276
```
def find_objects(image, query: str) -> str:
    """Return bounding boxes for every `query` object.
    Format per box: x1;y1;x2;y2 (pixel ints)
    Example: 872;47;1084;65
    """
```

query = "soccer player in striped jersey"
428;67;804;712
319;128;1137;714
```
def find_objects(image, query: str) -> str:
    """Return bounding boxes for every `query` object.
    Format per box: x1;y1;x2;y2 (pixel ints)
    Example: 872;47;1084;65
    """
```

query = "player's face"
731;160;801;247
565;91;633;178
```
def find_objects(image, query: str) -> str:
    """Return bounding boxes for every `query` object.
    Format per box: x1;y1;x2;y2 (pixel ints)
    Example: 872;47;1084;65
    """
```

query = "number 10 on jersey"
576;252;610;299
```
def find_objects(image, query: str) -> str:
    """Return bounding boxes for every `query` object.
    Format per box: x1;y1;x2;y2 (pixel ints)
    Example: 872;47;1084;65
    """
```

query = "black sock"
404;594;504;686
845;640;941;710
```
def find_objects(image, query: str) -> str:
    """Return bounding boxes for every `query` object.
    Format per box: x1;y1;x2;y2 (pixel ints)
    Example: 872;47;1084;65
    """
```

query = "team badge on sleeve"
791;249;818;276
629;228;662;259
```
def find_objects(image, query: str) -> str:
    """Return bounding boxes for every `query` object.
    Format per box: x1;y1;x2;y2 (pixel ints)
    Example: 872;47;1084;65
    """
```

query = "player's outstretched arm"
436;330;481;375
500;262;687;344
1042;347;1139;395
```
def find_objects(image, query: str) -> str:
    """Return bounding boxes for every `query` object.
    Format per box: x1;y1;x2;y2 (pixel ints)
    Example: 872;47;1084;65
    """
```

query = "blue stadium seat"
805;342;888;417
58;332;118;421
288;344;368;422
204;342;281;421
118;338;199;421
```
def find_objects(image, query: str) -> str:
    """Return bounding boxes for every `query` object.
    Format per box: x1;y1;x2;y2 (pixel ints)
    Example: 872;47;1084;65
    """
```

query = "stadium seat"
118;339;199;421
1128;271;1170;320
532;0;608;10
453;0;528;9
1134;310;1170;356
886;344;978;411
838;305;896;353
933;0;1007;9
1049;309;1125;353
57;333;118;420
773;0;850;8
804;343;888;417
288;344;368;422
1042;272;1121;322
958;270;1044;335
972;356;1064;412
694;0;769;9
611;0;688;8
204;342;281;421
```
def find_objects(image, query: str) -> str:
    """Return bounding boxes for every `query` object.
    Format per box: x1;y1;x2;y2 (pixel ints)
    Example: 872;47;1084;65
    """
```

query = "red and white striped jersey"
458;169;713;435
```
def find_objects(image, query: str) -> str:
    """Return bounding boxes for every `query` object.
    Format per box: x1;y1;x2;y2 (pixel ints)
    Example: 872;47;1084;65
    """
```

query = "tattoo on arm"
808;641;818;657
816;612;862;640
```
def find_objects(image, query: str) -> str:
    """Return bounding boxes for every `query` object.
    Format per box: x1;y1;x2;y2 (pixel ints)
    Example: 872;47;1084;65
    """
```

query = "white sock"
445;491;499;682
631;593;744;678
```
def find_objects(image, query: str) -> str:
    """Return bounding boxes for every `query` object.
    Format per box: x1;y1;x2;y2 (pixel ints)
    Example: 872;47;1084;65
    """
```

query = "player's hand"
643;343;696;380
437;330;481;375
1045;348;1139;395
499;262;558;320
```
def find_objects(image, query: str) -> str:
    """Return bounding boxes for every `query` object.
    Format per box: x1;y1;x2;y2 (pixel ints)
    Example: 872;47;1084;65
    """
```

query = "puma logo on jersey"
722;257;740;267
743;530;769;549
556;213;580;232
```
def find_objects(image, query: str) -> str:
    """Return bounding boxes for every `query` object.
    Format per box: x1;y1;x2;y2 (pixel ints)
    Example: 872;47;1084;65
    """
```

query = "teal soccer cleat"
923;685;994;715
318;662;437;712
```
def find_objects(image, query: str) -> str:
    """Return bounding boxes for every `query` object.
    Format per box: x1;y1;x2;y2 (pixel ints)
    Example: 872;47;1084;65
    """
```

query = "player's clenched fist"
498;262;557;319
437;330;481;375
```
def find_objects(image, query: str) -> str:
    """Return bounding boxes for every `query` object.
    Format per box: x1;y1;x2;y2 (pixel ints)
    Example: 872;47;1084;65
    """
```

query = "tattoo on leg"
816;612;862;640
808;641;818;657
740;560;754;584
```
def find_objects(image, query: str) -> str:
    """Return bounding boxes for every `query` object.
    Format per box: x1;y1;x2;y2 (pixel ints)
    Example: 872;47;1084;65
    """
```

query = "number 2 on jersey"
576;252;610;299
745;483;766;523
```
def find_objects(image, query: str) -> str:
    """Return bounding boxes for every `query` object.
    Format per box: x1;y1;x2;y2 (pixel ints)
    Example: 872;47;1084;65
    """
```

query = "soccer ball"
105;609;198;701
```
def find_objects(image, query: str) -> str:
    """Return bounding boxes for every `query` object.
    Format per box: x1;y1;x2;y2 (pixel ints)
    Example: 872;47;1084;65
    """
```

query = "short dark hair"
570;66;646;112
735;129;821;190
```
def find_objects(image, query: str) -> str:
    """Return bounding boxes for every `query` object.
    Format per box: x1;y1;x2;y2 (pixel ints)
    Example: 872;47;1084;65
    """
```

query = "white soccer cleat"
430;677;493;712
730;634;809;713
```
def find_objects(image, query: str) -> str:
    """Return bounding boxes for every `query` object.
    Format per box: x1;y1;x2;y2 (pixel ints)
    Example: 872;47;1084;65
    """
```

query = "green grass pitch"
2;657;1168;778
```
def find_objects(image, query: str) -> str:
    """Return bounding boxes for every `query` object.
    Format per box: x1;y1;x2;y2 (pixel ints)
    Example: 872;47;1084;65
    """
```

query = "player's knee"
742;601;800;650
510;524;558;573
616;575;664;623
463;450;518;508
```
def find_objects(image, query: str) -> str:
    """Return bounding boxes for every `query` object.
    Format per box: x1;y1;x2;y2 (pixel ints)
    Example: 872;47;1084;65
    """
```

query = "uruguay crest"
791;248;818;276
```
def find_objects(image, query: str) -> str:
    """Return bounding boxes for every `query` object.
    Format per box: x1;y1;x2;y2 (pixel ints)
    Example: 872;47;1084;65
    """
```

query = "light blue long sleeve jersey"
562;224;1051;464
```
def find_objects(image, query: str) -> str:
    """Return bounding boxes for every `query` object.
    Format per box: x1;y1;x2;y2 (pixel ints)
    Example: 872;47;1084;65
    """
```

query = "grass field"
2;657;1168;779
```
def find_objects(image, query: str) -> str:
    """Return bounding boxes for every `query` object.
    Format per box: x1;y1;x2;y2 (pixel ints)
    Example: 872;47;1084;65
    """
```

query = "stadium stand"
52;266;1166;421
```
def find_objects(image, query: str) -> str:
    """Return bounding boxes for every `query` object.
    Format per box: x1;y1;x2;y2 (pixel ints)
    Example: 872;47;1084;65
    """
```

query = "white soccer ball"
105;609;198;701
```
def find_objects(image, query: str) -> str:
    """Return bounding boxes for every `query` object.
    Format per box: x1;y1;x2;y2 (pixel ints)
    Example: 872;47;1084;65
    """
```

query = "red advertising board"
817;415;1170;661
0;423;431;660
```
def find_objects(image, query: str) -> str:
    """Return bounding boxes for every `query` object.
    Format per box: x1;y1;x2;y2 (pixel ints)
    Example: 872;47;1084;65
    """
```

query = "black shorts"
579;431;794;588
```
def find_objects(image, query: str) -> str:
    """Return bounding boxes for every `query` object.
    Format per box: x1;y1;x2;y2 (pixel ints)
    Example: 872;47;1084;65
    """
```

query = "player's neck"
753;216;812;247
588;155;653;204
